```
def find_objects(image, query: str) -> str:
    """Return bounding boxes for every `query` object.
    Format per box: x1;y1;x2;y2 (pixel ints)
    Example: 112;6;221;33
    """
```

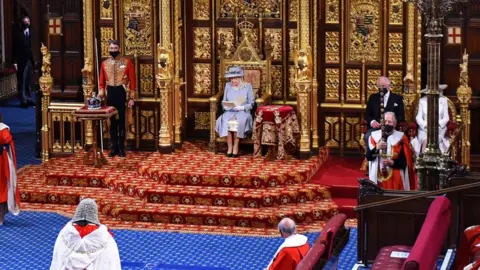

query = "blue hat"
225;66;244;78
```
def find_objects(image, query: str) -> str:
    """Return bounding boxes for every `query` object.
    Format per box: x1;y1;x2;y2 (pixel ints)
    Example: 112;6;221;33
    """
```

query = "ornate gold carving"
326;0;340;24
194;27;211;59
389;0;403;25
325;69;340;101
387;70;403;95
367;69;382;98
123;0;152;55
40;44;53;162
345;117;361;148
193;64;211;95
388;33;403;65
271;65;283;97
293;46;312;81
346;69;361;101
325;32;340;63
160;0;171;47
289;29;298;61
100;28;114;58
289;65;296;97
458;49;472;169
193;0;210;20
100;0;113;19
348;0;380;62
140;110;154;140
299;0;310;48
194;112;210;130
218;0;281;18
156;43;173;149
217;28;235;58
325;116;340;147
289;0;298;21
157;44;174;80
264;28;282;60
140;64;154;94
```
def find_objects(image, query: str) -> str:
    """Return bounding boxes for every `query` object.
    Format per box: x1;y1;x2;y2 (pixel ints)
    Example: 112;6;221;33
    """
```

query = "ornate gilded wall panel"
345;69;361;101
326;0;340;24
194;64;212;95
217;28;235;58
194;28;211;59
218;0;281;18
288;29;298;61
140;64;154;94
367;69;382;98
264;28;282;60
325;69;340;101
194;0;210;20
123;0;152;55
345;117;361;148
388;33;403;65
347;0;381;62
325;116;340;147
289;0;298;21
140;110;155;140
325;32;340;63
272;65;283;98
389;0;403;25
388;70;403;95
100;27;114;58
100;0;113;19
194;112;210;130
289;65;297;97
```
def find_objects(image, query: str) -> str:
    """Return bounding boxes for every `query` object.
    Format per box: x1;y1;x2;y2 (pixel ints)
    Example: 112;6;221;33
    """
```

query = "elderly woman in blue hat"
215;66;255;157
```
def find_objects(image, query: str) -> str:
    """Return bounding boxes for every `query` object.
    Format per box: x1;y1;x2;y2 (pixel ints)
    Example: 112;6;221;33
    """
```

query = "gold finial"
460;49;469;87
40;43;51;77
157;43;174;80
294;46;312;81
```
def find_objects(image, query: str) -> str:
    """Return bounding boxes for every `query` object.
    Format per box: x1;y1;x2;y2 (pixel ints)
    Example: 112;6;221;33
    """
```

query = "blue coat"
215;82;255;138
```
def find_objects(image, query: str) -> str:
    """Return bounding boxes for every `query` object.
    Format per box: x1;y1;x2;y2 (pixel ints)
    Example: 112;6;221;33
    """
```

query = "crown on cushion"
88;93;101;110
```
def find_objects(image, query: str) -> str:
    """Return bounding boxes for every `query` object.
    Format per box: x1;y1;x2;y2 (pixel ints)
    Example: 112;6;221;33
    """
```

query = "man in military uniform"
98;40;135;157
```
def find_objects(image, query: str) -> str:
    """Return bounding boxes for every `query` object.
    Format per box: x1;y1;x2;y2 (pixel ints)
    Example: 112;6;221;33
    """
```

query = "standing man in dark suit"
12;16;35;108
364;76;405;145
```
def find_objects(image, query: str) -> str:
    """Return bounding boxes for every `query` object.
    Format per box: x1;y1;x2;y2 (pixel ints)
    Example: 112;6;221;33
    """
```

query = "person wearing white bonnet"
413;84;450;156
50;198;121;270
215;65;255;157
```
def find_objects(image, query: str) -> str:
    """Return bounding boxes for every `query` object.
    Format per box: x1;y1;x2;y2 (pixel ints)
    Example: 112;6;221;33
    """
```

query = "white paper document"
390;251;409;258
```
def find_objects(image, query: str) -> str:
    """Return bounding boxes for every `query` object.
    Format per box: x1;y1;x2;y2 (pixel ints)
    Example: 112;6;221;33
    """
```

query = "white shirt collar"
383;90;390;106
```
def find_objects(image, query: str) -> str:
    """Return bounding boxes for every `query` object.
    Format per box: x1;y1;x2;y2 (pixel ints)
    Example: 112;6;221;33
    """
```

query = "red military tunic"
267;234;310;270
0;123;20;215
99;56;136;98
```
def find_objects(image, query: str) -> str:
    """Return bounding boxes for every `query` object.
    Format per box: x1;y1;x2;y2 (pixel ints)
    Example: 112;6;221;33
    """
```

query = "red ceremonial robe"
368;129;417;191
453;225;480;270
267;234;310;270
0;123;20;218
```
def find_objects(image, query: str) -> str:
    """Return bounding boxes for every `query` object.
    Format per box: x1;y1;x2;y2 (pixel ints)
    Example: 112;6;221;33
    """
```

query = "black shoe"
119;150;126;157
109;149;119;157
227;153;233;157
20;103;28;109
232;154;239;158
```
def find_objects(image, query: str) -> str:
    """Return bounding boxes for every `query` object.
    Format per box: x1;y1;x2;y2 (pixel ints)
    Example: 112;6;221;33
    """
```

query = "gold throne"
209;20;273;152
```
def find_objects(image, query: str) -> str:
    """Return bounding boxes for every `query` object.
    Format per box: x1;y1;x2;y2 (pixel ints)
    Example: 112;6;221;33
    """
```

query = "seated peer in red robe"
453;225;480;270
0;118;20;225
266;218;310;270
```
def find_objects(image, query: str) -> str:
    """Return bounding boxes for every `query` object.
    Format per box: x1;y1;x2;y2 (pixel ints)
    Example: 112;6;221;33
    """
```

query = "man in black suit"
364;76;405;145
12;16;35;108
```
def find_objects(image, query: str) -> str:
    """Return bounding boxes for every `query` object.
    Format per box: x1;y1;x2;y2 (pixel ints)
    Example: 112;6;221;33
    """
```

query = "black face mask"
22;23;29;29
109;51;120;58
379;88;388;94
384;124;394;134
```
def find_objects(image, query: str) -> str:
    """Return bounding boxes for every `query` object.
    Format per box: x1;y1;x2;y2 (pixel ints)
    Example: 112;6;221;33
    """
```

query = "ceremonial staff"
94;38;104;152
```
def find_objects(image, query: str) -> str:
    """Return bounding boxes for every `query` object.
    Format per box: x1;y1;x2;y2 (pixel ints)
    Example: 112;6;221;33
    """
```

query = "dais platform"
18;142;339;235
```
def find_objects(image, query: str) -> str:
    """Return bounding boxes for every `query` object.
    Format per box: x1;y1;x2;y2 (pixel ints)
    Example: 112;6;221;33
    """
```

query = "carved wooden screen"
95;0;161;150
184;0;299;138
318;0;419;155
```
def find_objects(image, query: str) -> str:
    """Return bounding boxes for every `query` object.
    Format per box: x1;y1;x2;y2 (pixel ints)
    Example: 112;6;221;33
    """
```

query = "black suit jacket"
12;28;34;70
366;92;405;129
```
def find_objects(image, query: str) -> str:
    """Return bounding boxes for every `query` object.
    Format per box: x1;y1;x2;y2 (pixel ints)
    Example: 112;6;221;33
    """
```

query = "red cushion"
316;213;347;258
370;245;412;270
403;196;451;269
296;243;326;270
75;106;117;115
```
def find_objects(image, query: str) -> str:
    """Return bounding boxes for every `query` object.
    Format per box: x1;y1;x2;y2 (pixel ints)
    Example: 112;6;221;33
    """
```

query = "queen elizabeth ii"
215;66;255;157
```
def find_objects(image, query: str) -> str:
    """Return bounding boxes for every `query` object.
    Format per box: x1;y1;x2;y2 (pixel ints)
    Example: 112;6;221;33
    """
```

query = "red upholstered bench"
370;196;451;270
296;213;349;270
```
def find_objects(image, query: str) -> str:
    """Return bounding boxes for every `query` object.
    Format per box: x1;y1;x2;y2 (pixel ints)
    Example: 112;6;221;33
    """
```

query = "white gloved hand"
234;106;244;111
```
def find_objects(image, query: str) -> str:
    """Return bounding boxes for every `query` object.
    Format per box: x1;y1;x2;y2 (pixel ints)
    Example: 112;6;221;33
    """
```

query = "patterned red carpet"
17;142;354;235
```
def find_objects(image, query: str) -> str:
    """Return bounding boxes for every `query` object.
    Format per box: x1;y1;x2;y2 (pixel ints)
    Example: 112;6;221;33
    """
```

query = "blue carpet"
0;211;360;270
